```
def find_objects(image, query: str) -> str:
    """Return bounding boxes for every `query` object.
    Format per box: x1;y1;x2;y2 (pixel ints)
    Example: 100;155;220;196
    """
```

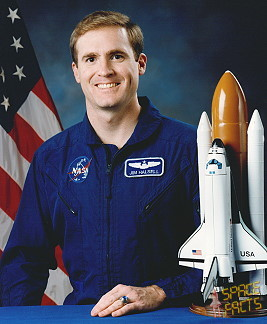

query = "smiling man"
0;11;202;316
71;24;147;149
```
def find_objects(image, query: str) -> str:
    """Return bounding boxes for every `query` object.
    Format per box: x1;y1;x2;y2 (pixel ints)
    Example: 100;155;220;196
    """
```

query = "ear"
138;53;147;76
72;62;80;83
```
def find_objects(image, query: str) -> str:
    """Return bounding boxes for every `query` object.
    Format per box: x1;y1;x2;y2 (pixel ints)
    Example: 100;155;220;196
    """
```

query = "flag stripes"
0;86;73;304
18;90;62;142
45;268;73;305
0;82;73;304
0;126;30;188
0;168;22;220
55;245;68;276
41;294;57;306
0;209;14;251
32;78;62;125
9;113;43;162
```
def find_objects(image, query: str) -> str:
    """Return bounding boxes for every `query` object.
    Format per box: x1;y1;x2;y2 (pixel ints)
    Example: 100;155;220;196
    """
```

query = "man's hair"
70;11;144;65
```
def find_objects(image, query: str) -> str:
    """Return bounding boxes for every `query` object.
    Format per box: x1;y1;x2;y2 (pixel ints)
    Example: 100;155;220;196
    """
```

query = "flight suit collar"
80;96;162;146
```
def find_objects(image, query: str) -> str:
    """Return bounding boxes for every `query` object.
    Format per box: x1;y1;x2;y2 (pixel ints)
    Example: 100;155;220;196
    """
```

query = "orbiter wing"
233;218;267;272
178;222;206;269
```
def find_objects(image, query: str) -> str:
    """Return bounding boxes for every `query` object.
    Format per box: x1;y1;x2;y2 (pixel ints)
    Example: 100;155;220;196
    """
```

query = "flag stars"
11;37;24;53
1;96;10;111
7;7;21;24
13;65;26;81
0;67;5;83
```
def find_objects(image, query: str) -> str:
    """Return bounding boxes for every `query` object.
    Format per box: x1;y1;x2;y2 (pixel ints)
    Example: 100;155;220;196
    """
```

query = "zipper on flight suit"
103;144;114;290
46;173;78;216
103;144;128;290
58;191;77;216
143;175;179;213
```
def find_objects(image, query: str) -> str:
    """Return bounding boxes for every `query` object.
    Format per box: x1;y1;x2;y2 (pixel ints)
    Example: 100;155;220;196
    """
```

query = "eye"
86;57;95;63
111;54;124;61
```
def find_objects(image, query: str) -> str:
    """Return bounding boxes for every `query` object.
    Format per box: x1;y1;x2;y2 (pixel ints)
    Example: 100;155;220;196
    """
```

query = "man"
0;11;202;316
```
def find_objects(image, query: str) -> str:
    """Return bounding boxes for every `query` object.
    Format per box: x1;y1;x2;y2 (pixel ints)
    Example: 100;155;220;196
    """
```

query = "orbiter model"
178;71;267;302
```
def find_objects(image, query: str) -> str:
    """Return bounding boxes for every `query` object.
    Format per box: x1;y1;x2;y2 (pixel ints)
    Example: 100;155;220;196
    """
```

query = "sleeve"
0;153;57;306
153;269;203;306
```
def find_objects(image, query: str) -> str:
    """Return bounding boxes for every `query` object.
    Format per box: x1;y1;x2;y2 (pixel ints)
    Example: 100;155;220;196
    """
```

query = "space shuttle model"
178;71;267;302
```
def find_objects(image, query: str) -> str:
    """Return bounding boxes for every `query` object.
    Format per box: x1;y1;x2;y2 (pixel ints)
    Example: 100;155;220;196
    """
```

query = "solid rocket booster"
211;71;248;215
247;109;266;294
248;110;265;243
197;112;212;222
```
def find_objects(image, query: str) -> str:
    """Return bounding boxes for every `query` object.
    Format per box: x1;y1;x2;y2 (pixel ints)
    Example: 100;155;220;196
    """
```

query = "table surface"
0;305;267;323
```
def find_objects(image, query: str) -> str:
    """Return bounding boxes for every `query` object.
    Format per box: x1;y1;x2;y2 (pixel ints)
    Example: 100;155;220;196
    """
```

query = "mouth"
96;83;120;89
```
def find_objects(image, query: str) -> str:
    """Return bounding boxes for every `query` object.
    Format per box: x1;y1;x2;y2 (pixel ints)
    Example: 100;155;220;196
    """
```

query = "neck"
87;100;141;149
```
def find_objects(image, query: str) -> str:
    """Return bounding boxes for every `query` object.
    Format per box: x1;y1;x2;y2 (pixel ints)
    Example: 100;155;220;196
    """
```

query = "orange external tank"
211;71;248;214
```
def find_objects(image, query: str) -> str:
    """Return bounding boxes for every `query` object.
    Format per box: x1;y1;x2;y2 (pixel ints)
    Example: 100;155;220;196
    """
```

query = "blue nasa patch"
124;157;164;178
68;156;92;183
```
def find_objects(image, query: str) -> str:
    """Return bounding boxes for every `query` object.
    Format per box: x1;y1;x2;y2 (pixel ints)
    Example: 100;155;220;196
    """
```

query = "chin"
97;101;121;110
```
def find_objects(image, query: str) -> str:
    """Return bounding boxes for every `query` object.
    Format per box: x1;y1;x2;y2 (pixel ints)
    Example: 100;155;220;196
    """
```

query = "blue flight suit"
0;97;202;306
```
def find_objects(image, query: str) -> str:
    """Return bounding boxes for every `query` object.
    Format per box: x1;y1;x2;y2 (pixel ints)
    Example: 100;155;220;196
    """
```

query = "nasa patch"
68;156;92;183
124;157;164;178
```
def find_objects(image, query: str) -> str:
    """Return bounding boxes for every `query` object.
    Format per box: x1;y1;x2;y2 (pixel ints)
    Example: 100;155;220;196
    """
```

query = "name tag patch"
125;157;164;178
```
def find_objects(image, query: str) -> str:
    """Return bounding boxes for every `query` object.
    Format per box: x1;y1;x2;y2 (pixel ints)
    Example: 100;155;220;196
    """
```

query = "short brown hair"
70;11;144;65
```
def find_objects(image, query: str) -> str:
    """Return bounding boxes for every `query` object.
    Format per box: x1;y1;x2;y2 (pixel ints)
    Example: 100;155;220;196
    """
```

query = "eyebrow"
81;49;129;61
108;50;128;56
81;52;97;61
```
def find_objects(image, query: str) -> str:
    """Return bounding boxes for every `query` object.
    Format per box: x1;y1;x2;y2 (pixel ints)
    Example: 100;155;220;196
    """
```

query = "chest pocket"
140;174;181;216
138;168;192;221
45;164;81;227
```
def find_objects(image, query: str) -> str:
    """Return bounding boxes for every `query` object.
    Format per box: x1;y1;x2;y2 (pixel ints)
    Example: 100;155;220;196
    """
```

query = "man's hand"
91;284;166;317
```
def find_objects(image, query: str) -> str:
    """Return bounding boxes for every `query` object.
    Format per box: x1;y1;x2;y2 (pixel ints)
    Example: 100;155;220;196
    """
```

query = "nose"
97;58;114;77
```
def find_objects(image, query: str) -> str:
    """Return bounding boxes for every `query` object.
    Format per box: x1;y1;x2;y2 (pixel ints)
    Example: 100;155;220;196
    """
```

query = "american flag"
192;249;202;255
0;0;72;305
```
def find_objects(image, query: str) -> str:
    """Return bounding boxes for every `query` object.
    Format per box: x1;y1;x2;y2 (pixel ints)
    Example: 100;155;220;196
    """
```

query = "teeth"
97;83;119;89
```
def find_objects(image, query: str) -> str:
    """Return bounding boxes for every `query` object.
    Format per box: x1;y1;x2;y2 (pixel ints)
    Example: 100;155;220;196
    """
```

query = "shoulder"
159;114;197;145
34;121;83;162
139;97;197;146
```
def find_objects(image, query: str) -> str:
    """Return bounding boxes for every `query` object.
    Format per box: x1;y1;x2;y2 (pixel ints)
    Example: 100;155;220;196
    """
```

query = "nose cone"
212;70;248;128
211;70;248;152
212;138;225;149
198;111;211;131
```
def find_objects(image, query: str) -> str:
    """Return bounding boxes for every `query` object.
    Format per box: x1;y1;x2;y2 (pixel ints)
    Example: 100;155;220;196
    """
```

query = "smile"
97;83;120;89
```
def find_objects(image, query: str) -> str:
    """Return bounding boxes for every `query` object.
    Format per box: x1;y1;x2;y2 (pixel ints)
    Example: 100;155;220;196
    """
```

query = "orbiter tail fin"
201;256;218;302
